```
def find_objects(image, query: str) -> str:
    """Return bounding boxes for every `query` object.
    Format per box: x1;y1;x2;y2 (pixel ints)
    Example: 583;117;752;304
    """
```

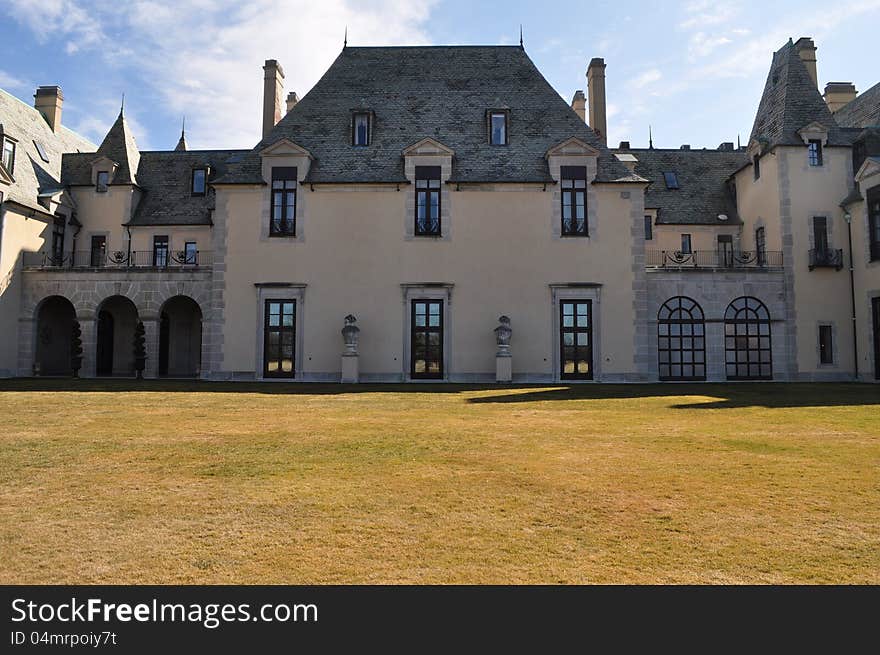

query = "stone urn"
494;315;512;357
341;314;360;355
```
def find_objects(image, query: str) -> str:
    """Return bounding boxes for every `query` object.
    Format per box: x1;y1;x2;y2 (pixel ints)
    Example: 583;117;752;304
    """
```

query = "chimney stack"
794;37;817;88
34;86;63;132
286;91;299;114
823;82;857;113
262;59;285;138
570;90;586;122
586;58;607;145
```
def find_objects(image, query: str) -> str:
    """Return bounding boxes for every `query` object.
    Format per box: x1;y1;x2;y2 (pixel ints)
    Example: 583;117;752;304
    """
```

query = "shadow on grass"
0;378;877;409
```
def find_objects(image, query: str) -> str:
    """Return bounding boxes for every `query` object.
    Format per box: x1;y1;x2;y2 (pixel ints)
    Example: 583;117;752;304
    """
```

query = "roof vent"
618;141;630;150
718;214;729;221
718;142;734;152
680;144;690;150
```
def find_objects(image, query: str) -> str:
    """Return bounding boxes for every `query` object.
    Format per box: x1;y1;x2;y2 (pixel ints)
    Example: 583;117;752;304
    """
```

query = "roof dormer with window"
545;137;600;240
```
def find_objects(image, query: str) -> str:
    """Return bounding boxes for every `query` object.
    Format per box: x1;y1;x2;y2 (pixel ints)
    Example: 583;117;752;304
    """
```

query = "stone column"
78;316;96;378
17;317;35;376
494;316;513;383
341;314;360;383
705;320;726;382
141;317;159;379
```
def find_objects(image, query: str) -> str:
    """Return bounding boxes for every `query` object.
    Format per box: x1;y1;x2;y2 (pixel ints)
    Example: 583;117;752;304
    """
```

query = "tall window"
663;171;679;189
658;296;706;381
644;215;653;241
270;166;297;236
2;137;15;174
415;166;441;236
724;296;772;380
90;235;106;267
807;139;823;167
51;217;65;264
755;226;767;266
264;300;295;378
718;234;733;267
872;298;880;380
560;300;593;380
561;166;588;236
818;325;833;364
191;168;207;196
680;234;692;254
753;155;761;180
411;300;443;379
813;216;829;253
96;170;109;192
489;111;508;145
868;186;880;262
352;113;370;146
153;235;169;267
184;241;198;265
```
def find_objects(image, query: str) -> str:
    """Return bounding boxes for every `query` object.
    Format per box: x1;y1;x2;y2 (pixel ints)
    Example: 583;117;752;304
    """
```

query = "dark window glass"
415;166;441;236
813;216;828;253
411;300;443;379
353;113;370;146
560;300;593;380
561;166;588;236
90;235;106;267
819;325;833;364
724;296;772;380
808;139;823;166
658;296;706;381
753;155;761;180
756;227;767;266
853;140;867;174
34;140;49;163
644;215;653;241
192;168;207;195
718;234;733;267
51;217;65;264
96;171;109;192
264;300;295;378
680;234;692;254
184;241;197;265
663;171;679;189
2;138;14;174
270;167;297;236
872;298;880;379
153;235;169;267
490;112;507;145
868;186;880;262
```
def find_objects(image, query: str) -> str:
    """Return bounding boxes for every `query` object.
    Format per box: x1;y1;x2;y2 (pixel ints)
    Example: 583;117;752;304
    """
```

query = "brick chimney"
823;82;857;113
794;37;817;88
262;59;285;138
34;86;63;132
570;90;586;122
587;58;607;145
286;91;299;114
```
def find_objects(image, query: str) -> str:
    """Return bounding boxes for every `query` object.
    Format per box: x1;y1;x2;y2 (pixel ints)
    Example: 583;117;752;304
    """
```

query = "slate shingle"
834;82;880;129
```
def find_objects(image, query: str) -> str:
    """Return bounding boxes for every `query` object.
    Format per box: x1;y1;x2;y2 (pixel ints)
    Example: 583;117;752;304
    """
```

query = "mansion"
0;38;878;382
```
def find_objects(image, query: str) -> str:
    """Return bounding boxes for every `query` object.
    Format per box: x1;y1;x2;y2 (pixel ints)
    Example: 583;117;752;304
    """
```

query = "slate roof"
95;110;141;184
749;40;847;149
0;88;95;214
834;82;880;129
614;148;747;225
216;46;634;185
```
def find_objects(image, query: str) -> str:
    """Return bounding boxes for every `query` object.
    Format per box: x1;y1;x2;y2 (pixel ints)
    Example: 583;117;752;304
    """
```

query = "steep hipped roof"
216;46;633;185
0;88;95;214
96;110;141;184
834;82;880;129
749;40;847;149
615;148;747;225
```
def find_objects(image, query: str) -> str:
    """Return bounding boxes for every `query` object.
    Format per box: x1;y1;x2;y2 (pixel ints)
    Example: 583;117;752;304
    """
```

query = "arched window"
658;297;706;380
724;296;772;380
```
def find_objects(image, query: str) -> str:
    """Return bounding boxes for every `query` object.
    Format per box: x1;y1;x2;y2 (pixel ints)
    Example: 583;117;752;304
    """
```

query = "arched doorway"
658;296;706;381
724;296;772;380
34;296;76;376
158;296;202;377
96;296;139;376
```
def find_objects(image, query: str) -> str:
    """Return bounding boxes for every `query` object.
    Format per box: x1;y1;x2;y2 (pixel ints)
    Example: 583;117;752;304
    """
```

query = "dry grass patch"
1;380;878;584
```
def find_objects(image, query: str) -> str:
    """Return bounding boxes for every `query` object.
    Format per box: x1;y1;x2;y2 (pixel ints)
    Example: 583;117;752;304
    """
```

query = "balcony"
23;250;212;270
646;249;783;271
808;248;844;271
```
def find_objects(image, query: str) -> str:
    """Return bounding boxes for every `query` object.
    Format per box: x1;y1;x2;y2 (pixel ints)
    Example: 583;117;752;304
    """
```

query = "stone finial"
494;315;512;357
341;314;360;356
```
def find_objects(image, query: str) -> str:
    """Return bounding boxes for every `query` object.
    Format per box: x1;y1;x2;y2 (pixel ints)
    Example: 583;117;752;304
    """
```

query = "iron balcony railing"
646;249;783;270
808;248;844;271
23;250;211;270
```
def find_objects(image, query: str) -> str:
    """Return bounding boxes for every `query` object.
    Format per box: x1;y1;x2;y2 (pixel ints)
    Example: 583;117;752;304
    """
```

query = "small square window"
663;171;679;189
353;113;370;146
192;168;207;195
489;111;508;145
96;171;109;192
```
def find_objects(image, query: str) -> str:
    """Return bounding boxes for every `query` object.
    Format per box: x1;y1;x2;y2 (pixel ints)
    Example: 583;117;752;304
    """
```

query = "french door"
873;297;880;380
560;300;593;380
411;300;443;379
263;300;295;378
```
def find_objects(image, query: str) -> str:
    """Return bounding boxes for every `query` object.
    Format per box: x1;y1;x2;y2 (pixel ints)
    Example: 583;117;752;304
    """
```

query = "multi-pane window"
807;139;823;167
560;300;593;380
753;155;761;180
2;137;15;174
352;113;370;146
51;217;65;264
153;235;169;267
868;186;880;262
819;325;833;364
663;171;679;189
644;215;653;241
270;167;297;236
184;241;198;265
658;296;706;381
755;226;767;266
724;296;772;380
264;300;295;378
90;235;106;267
489;111;508;145
415;166;441;236
813;216;829;253
191;168;207;195
96;170;109;192
561;166;587;236
680;234;692;254
411;300;443;379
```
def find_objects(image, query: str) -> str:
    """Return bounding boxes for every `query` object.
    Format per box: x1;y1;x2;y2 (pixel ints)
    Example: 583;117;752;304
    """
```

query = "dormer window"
2;137;15;174
96;171;109;193
34;140;50;163
191;168;207;196
663;171;680;190
352;112;370;146
489;111;508;145
807;139;823;166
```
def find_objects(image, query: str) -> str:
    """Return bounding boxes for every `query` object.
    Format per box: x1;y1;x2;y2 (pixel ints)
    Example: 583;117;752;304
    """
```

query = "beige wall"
652;224;740;252
850;168;880;380
70;186;140;254
128;227;212;257
734;153;782;252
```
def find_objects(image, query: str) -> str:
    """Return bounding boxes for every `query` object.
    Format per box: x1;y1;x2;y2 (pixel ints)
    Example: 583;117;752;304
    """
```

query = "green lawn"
0;380;877;584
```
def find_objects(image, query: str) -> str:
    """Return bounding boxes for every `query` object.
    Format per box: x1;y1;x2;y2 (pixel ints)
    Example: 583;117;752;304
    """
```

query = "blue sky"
1;0;878;151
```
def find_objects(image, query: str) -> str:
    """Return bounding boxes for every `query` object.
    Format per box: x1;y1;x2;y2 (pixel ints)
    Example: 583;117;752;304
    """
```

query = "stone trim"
403;154;452;241
814;320;839;369
253;284;307;381
547;154;598;241
549;284;602;382
778;150;799;379
400;283;453;381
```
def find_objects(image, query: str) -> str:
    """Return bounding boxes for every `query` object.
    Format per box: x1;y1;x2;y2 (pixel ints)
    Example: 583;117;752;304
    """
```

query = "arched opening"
158;295;202;377
34;296;76;376
658;296;706;381
96;295;139;376
724;296;772;380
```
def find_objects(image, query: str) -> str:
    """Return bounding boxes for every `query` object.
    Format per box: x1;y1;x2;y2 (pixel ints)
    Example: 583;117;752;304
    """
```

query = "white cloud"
688;32;733;59
628;69;662;90
0;70;29;91
679;1;741;30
